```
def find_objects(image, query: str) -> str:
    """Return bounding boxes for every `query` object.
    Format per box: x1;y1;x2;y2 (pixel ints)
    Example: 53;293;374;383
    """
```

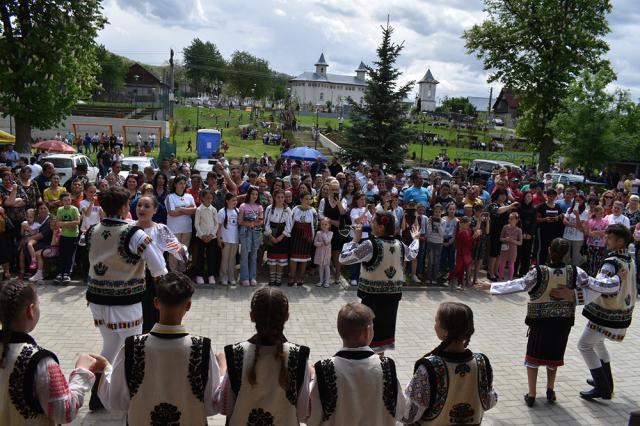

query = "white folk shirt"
0;332;94;426
308;346;405;426
98;324;221;425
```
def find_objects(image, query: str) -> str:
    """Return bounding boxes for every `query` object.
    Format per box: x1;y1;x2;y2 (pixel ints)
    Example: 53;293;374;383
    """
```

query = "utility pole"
169;48;175;119
487;87;493;124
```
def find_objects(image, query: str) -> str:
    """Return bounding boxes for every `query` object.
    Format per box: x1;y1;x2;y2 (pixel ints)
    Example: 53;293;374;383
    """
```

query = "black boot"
89;372;104;411
586;361;613;394
580;367;612;400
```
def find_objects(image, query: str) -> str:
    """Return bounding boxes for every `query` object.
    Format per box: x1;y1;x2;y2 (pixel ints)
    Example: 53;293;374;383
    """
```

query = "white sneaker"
316;282;323;287
196;276;205;284
208;276;216;285
241;280;250;287
350;279;357;286
229;279;236;286
412;274;420;283
250;279;257;286
29;270;43;282
322;282;330;288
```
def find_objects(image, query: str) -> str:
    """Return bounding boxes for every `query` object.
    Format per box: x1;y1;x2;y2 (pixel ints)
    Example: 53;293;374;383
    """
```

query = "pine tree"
342;20;413;168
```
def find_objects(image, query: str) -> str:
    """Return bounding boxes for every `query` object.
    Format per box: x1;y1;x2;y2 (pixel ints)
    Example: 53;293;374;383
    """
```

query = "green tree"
437;96;477;115
95;45;128;98
271;73;289;102
341;21;413;167
464;0;612;170
611;92;640;161
183;38;226;94
0;0;106;151
552;69;616;173
226;51;272;100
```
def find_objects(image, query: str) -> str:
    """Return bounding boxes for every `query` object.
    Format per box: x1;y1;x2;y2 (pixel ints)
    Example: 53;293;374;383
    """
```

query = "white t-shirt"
217;208;239;243
79;199;101;232
28;163;42;179
165;192;196;234
563;209;589;241
349;207;371;238
605;213;631;228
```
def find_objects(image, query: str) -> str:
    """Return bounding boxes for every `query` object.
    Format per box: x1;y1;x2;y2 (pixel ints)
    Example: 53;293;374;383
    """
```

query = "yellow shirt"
43;186;66;214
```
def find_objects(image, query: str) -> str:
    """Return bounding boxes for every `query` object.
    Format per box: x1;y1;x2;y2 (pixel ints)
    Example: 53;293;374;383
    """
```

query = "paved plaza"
31;282;639;426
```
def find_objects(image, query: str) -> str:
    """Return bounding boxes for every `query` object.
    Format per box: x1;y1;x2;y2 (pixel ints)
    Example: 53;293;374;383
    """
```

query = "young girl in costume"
219;288;311;425
264;189;293;287
289;191;318;286
0;280;106;424
314;217;333;288
402;302;498;424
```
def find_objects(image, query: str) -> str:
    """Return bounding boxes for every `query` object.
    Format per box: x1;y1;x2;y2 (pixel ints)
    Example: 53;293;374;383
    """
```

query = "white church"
290;53;438;112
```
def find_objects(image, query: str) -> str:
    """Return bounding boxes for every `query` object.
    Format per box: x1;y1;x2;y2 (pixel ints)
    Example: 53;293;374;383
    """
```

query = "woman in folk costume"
218;288;311;425
0;280;107;425
489;238;590;406
575;224;637;400
85;186;168;411
135;194;188;333
402;302;498;425
339;211;420;354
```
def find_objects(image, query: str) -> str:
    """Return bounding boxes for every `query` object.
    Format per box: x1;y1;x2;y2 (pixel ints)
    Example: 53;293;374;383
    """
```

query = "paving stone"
28;282;639;426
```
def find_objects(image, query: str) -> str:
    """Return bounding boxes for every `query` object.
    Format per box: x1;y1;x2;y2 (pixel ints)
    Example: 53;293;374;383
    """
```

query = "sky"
97;0;640;102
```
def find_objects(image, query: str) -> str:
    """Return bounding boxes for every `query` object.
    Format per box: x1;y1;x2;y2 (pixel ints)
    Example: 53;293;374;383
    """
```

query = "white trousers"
98;324;141;362
577;325;610;370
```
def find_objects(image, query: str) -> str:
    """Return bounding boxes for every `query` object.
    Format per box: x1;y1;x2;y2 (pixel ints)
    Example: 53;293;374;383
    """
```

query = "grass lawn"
407;143;537;164
295;114;351;129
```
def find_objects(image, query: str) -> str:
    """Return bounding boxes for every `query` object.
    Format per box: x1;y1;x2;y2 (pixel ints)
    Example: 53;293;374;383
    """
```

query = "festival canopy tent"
0;130;16;144
32;139;76;153
280;146;326;162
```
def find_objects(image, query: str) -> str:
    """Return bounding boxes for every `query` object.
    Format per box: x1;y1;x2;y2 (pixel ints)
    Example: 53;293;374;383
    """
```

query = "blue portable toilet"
196;129;221;158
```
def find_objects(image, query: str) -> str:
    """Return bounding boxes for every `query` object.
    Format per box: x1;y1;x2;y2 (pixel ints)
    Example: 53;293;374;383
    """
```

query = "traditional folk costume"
219;341;311;425
576;249;637;398
0;331;95;425
85;217;167;409
490;263;588;368
264;205;293;282
308;346;405;426
340;236;419;352
403;349;498;425
290;206;318;263
98;324;220;425
138;222;188;333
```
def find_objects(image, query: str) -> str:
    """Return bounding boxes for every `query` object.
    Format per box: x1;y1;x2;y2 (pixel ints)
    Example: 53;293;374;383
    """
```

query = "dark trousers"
57;235;78;275
516;237;534;276
194;238;221;277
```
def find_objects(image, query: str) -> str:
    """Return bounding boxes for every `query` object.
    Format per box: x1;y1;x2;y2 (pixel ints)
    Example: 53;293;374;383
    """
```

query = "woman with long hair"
487;189;518;280
238;186;264;286
340;211;420;354
562;193;588;266
135;194;186;332
319;180;349;284
516;191;537;277
600;190;615;215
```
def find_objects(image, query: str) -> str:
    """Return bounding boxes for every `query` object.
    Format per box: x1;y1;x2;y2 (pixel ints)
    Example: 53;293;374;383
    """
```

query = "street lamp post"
315;106;319;150
420;112;426;165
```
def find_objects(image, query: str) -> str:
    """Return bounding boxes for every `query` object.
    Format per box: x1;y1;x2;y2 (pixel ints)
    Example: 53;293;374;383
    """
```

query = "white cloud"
97;0;640;100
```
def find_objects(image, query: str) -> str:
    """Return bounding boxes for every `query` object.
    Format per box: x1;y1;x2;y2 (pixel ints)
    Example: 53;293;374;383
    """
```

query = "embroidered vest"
223;341;310;426
414;351;493;426
0;332;58;426
359;238;406;294
124;333;211;426
525;265;577;326
313;351;399;426
583;253;637;329
86;220;146;306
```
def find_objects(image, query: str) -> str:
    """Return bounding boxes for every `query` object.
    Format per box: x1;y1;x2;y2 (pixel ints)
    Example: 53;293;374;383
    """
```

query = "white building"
417;69;439;112
290;54;367;109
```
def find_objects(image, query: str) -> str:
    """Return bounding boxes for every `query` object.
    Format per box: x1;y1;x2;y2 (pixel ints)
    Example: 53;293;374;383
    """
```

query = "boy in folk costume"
98;272;222;425
308;302;405;426
489;238;589;406
576;224;636;400
85;186;168;410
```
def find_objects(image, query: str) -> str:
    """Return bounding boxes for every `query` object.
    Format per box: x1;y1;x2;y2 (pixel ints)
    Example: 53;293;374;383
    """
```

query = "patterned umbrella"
32;139;76;153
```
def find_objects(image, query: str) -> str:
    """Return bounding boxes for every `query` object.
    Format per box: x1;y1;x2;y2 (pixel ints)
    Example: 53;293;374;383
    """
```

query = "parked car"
548;172;605;187
118;156;159;179
493;118;505;126
193;158;216;175
469;159;522;183
40;153;99;185
405;167;453;182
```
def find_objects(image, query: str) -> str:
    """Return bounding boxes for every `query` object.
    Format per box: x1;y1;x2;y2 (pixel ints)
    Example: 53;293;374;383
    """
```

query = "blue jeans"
441;243;455;273
239;226;263;281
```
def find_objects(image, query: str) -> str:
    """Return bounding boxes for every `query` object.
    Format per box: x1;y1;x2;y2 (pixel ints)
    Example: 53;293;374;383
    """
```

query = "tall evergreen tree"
342;20;413;167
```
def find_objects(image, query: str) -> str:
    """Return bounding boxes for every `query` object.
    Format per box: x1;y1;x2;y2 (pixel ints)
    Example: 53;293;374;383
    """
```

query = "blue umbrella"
280;146;326;162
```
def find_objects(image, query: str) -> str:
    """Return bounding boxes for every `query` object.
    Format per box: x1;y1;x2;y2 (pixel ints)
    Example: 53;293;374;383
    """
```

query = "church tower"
355;61;367;80
315;53;328;76
418;69;439;112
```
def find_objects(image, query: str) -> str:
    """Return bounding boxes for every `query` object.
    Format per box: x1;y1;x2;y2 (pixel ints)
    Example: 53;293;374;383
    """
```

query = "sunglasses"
604;196;613;199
